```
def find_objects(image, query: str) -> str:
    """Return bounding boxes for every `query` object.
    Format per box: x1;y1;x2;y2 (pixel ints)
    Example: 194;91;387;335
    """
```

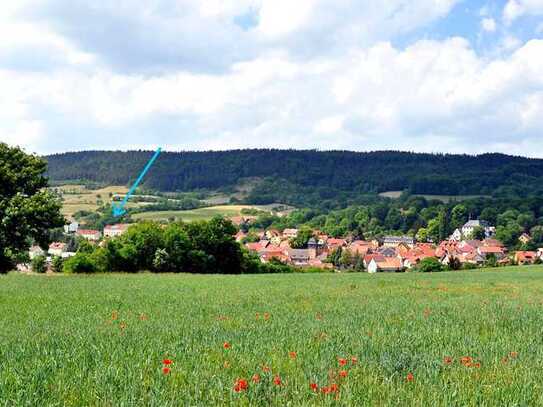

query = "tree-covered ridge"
46;149;543;205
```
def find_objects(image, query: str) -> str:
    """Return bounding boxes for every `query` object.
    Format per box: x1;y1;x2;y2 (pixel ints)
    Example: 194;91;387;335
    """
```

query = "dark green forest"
46;149;543;208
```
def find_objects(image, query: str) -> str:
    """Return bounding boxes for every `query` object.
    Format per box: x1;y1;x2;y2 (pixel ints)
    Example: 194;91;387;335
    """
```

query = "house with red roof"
514;251;538;265
367;257;403;273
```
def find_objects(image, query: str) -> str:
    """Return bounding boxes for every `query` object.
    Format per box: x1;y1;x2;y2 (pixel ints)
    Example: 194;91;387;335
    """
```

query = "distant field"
132;205;267;222
56;185;144;218
2;267;543;405
379;191;490;202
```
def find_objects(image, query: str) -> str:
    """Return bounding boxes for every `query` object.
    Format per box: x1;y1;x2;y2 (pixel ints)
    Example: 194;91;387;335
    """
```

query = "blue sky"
1;0;542;156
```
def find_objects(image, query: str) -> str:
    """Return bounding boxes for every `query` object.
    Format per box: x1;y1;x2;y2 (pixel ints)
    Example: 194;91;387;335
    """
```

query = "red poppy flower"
223;342;231;349
321;386;330;394
310;383;318;392
289;351;297;359
443;356;453;365
406;373;414;382
162;359;173;365
262;365;270;373
460;356;472;366
273;375;282;386
162;367;171;375
233;378;248;392
252;374;260;383
264;312;270;320
330;383;339;393
338;358;347;366
351;356;358;364
339;370;348;378
510;351;518;359
472;362;481;368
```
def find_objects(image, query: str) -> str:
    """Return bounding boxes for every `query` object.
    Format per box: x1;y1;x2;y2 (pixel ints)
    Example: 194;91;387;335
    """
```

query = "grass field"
132;205;270;222
379;191;490;202
2;267;543;405
58;185;131;218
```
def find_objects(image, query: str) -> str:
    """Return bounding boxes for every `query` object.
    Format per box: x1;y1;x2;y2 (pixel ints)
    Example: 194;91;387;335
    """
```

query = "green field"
2;268;543;405
132;205;267;222
379;191;490;202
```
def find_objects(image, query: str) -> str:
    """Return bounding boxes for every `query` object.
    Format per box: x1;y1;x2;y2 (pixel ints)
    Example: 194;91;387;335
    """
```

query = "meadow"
132;205;272;222
2;267;543;406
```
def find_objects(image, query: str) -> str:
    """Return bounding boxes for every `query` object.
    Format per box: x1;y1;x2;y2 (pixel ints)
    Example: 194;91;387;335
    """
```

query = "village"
28;218;543;273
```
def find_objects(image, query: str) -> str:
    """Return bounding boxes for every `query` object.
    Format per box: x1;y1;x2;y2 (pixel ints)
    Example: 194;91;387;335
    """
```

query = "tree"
31;255;47;274
470;226;486;240
63;252;97;273
450;204;468;230
289;227;314;249
0;143;64;272
485;253;497;268
416;257;443;273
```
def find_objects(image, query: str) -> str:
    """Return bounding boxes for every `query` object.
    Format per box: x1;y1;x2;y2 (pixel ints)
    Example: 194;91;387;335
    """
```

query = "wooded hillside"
46;149;543;206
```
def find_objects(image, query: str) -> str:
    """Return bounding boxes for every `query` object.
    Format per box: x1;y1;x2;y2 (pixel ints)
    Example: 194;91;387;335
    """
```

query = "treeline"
45;150;543;208
41;217;293;274
247;194;543;248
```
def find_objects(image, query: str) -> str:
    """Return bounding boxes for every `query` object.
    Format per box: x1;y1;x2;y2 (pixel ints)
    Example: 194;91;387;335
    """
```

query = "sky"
1;0;542;156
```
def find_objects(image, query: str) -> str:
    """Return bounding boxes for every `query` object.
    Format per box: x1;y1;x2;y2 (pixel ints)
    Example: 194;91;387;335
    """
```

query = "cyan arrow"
112;147;162;217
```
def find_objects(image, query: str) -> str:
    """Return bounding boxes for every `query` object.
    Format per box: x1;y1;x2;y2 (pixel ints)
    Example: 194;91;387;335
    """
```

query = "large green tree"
0;143;64;272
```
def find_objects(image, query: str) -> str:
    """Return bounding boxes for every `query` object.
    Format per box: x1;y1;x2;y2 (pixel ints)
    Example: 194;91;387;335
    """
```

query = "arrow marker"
112;147;162;217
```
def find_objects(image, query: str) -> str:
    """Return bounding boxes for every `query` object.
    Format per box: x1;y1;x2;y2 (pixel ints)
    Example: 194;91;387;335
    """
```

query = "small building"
515;251;538;265
477;246;506;260
64;220;79;234
461;220;494;238
367;257;403;273
29;245;45;260
288;249;311;266
76;229;101;241
519;233;532;245
48;242;66;257
103;224;130;238
381;236;415;248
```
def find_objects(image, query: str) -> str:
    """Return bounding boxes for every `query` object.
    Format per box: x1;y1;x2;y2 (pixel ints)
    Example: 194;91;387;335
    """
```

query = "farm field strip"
2;267;543;405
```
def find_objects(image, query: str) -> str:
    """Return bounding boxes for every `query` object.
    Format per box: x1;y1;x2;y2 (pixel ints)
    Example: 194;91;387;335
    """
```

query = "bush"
63;253;97;273
416;257;443;273
462;262;478;270
51;256;63;273
31;255;47;274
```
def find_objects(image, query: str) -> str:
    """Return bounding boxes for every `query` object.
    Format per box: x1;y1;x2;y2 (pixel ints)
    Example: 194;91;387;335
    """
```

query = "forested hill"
45;150;543;205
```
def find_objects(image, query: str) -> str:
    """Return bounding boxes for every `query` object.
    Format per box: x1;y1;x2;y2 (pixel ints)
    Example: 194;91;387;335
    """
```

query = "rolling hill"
45;149;543;207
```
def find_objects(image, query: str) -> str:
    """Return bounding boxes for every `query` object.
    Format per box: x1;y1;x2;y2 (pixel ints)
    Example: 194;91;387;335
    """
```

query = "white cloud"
503;0;543;24
481;17;497;32
1;0;543;157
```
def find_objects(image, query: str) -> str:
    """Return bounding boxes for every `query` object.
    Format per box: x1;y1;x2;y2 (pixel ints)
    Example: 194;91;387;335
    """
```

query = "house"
64;220;79;234
103;224;130;238
363;253;385;268
537;248;543;260
326;238;347;250
450;228;462;241
381;235;415;248
288;249;311;266
48;242;66;257
282;228;299;239
76;229;101;241
367;257;403;273
477;246;506;260
29;245;45;260
377;246;398;257
307;238;324;259
461;251;485;265
515;251;538;265
235;231;247;242
519;233;532;245
461;220;494;238
349;240;377;256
